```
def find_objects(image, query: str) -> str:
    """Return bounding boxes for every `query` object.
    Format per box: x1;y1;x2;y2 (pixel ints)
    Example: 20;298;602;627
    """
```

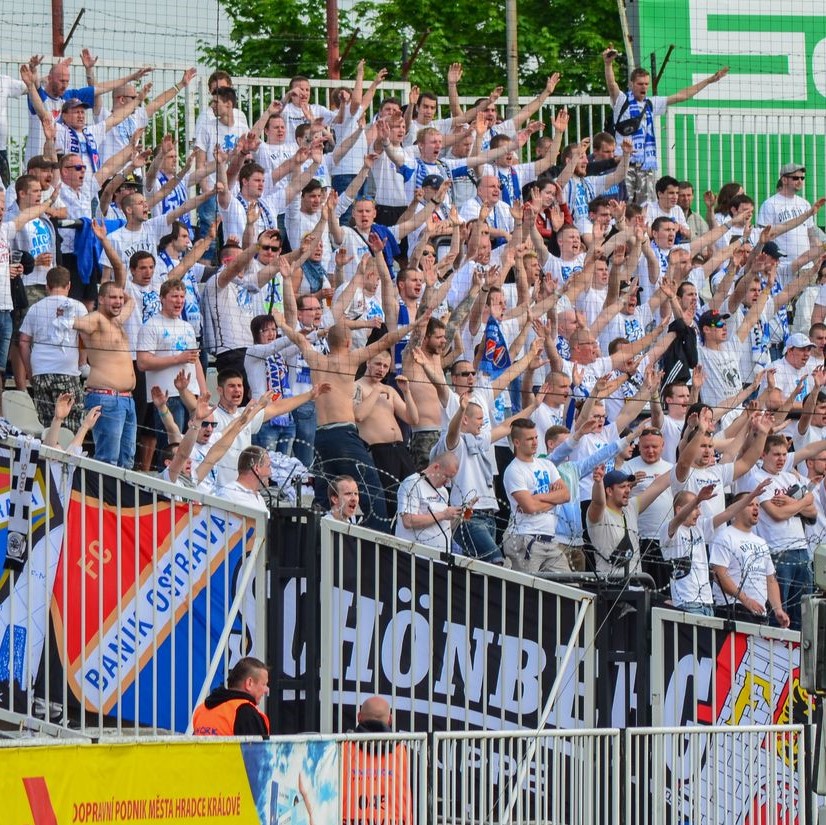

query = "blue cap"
603;470;635;488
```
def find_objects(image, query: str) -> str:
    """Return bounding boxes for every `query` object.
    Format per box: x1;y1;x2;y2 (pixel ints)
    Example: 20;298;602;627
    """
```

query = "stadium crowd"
0;47;825;631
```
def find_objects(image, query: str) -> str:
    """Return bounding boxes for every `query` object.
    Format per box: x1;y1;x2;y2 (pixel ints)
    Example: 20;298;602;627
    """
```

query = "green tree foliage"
199;0;622;96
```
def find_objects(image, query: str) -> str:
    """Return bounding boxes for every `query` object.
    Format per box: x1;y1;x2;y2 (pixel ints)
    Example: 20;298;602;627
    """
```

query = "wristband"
431;198;441;206
160;409;171;417
174;83;182;92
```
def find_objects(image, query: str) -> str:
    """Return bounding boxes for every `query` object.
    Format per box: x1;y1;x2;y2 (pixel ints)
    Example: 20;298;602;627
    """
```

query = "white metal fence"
317;518;597;736
0;434;268;738
625;725;807;825
433;728;621;825
432;725;808;825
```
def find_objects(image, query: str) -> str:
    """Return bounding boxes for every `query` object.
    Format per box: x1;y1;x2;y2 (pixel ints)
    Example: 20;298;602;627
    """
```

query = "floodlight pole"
326;0;341;79
505;0;519;118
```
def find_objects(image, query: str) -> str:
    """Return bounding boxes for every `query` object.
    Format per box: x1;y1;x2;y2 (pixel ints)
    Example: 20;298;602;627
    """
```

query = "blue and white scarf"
624;92;657;171
237;192;275;230
65;125;100;172
497;167;521;206
265;352;293;427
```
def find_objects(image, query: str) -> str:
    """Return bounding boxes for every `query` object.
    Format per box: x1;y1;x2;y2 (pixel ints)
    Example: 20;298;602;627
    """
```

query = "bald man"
342;696;412;823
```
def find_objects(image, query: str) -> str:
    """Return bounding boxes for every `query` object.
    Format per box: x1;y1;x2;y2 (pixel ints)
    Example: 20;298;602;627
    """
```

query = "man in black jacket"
191;656;270;737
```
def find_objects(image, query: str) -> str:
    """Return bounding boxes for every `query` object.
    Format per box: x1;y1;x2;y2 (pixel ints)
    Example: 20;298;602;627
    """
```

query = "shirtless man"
73;222;137;467
354;350;419;521
276;313;428;531
402;317;449;469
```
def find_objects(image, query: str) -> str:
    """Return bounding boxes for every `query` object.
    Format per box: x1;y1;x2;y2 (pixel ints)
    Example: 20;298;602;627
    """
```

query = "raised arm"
666;67;729;105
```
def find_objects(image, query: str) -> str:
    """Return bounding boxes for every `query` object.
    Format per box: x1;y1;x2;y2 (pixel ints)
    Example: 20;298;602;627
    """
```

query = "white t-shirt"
661;415;685;465
19;295;87;375
13;216;57;287
215;479;267;512
395;472;453;549
434;430;497;510
99;106;149;162
670;461;735;519
201;270;261;354
212;406;267;488
659;515;715;606
0;75;26;148
625;456;673;539
0;223;14;311
531;403;566;450
542;252;585;287
736;466;808;552
256;140;300;196
570;422;619;502
280;102;333;143
643;201;688;230
697;341;742;412
194;112;247;188
709;524;775;607
503;456;562;536
136;314;199;401
100;216;169;273
763;355;812;404
587;498;642;575
757;193;814;260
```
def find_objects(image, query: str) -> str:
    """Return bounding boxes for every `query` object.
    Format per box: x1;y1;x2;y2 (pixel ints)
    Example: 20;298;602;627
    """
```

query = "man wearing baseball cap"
586;464;671;576
762;332;816;411
695;308;744;414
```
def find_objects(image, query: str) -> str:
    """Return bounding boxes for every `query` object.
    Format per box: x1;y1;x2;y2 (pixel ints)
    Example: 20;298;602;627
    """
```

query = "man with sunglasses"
99;69;195;163
757;163;818;260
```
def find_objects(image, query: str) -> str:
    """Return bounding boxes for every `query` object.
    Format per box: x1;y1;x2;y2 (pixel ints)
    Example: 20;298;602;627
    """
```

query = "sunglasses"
706;320;726;329
421;250;436;256
65;164;85;171
641;427;662;437
788;175;805;181
259;244;281;252
454;370;476;377
200;421;217;429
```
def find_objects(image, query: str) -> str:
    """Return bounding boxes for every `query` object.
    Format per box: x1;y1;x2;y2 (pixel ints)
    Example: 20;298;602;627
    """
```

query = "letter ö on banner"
381;588;431;688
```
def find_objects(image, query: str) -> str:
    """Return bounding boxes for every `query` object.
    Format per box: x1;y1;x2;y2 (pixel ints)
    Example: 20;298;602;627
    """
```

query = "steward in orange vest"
191;656;271;737
341;696;412;824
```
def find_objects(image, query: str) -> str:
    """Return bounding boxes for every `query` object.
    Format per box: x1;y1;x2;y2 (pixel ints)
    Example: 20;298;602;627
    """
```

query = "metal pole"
51;0;64;56
504;0;519;119
326;0;340;80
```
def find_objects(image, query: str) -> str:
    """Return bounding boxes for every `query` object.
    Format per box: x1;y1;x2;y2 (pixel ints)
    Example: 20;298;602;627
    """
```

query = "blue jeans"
197;195;218;261
773;547;812;631
455;511;504;564
313;423;388;532
253;418;296;457
292;400;316;470
676;602;715;617
85;391;136;468
0;309;12;376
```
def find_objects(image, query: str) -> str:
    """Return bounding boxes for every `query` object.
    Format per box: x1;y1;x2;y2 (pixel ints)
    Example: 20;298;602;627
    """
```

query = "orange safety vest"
341;740;412;824
191;697;270;736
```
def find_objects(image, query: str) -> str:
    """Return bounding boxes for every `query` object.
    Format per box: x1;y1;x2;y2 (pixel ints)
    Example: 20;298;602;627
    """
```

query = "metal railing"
0;435;268;738
317;518;597;735
650;607;812;728
625;724;807;825
433;727;621;825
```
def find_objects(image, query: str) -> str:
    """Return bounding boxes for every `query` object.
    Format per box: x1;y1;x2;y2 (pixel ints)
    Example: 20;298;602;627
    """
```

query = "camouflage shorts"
31;373;84;432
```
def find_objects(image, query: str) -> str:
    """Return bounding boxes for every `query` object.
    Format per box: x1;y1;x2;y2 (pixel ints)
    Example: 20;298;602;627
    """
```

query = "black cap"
421;174;444;189
698;309;730;328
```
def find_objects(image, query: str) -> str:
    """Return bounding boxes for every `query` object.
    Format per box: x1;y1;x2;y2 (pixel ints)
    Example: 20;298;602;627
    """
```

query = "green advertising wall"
630;0;826;207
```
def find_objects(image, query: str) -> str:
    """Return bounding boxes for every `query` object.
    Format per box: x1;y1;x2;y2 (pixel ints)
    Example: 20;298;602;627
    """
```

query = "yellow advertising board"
7;738;340;825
